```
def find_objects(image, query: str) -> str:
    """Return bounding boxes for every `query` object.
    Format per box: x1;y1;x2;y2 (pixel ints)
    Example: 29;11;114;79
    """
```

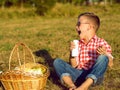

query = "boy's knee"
96;55;109;64
98;55;108;59
53;58;61;66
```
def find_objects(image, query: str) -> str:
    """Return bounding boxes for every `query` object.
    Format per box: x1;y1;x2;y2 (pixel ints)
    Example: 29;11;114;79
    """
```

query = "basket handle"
9;42;35;70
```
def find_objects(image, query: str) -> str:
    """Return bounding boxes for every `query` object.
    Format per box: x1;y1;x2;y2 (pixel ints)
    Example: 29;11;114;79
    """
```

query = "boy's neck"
83;33;95;44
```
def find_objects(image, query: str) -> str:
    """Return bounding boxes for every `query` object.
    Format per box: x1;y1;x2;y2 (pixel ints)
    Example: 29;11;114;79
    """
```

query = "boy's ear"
89;24;95;31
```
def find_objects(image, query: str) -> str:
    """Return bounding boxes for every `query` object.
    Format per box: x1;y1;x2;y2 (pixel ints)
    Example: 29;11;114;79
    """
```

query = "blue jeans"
53;55;108;86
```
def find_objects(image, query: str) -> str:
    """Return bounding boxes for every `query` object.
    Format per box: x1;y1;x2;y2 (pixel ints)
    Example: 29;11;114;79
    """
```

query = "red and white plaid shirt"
76;35;112;70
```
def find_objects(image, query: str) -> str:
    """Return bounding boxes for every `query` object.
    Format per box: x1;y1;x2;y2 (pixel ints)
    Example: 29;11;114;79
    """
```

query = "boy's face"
76;16;90;39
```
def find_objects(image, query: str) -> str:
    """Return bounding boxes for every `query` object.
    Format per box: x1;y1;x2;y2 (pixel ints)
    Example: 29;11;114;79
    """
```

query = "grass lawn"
0;4;120;90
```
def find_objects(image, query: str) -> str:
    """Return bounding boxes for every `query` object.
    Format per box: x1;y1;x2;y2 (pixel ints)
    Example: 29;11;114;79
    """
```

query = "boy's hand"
70;41;75;51
97;46;107;55
97;46;114;68
108;60;114;68
69;41;78;68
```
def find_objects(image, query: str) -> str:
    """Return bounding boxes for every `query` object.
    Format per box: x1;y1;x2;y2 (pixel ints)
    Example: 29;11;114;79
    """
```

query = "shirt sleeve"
102;39;112;54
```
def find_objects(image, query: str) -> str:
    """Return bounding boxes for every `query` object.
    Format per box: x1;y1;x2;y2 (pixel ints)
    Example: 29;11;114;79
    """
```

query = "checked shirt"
76;35;112;70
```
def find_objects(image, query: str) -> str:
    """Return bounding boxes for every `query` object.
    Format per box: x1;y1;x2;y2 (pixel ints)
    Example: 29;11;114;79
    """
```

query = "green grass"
0;3;120;90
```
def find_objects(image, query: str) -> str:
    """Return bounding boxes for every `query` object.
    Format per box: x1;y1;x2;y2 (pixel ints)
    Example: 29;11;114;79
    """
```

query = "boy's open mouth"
78;31;81;35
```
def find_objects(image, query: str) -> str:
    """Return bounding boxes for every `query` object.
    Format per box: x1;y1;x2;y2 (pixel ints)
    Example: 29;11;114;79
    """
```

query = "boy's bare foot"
75;78;93;90
69;86;77;90
75;85;88;90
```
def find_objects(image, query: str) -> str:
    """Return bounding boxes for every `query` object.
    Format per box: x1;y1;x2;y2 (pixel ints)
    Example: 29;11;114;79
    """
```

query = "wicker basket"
0;43;49;90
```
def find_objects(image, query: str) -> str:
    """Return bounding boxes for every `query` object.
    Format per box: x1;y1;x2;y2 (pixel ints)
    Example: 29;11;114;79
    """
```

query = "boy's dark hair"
78;12;100;31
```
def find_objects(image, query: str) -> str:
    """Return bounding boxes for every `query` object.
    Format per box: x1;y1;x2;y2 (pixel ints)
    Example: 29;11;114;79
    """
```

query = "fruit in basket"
24;68;42;75
30;66;46;75
14;65;47;76
31;66;46;74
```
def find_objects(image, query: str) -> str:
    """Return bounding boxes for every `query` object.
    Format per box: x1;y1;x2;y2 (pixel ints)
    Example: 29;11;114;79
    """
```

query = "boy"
53;12;113;90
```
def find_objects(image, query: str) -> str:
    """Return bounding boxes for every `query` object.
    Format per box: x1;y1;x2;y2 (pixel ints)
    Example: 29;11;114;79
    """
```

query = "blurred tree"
0;0;6;9
29;0;57;15
18;0;26;9
72;0;84;5
116;0;120;2
57;0;72;3
8;0;18;6
0;0;119;10
0;0;27;8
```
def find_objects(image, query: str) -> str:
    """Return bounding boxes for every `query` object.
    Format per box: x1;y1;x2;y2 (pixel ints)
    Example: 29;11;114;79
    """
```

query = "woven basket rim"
0;63;50;80
0;42;50;80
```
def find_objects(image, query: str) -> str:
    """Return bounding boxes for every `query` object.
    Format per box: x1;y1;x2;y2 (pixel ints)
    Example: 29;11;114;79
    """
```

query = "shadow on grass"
34;49;67;90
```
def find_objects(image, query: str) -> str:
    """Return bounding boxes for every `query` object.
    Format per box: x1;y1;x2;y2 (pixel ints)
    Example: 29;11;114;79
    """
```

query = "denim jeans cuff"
86;74;97;84
60;73;71;84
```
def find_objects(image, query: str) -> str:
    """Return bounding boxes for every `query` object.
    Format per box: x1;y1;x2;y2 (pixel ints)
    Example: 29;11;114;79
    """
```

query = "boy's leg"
76;55;109;90
86;55;109;84
62;75;76;88
53;58;82;88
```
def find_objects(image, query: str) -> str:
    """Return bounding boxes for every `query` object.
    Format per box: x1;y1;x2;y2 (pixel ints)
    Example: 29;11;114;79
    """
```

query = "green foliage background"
0;0;120;15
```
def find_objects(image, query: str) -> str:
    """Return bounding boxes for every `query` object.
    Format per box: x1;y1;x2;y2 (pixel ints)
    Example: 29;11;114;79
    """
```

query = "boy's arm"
69;40;78;68
97;46;114;68
106;53;114;68
69;52;78;68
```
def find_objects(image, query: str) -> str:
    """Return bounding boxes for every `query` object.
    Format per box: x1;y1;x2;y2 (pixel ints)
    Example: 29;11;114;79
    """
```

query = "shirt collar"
80;35;98;44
